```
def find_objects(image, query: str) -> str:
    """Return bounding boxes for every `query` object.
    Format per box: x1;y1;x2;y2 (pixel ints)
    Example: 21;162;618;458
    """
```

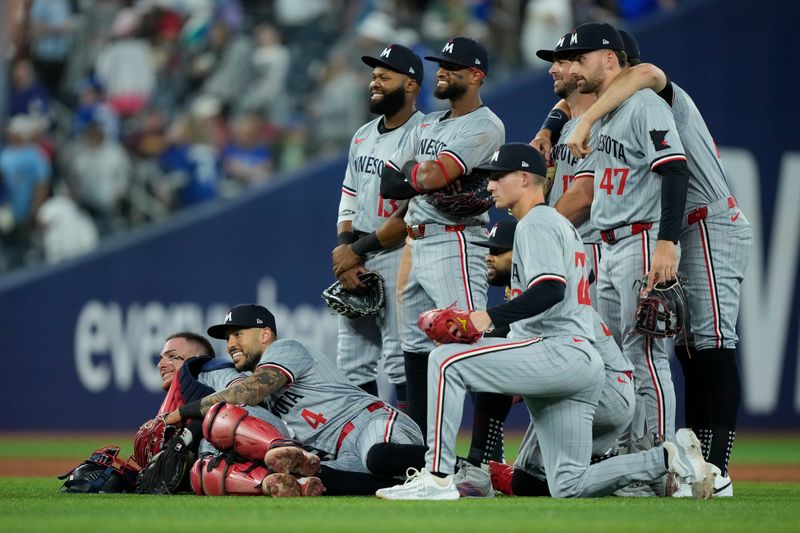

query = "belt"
686;196;737;225
600;223;653;245
335;401;385;451
406;224;467;240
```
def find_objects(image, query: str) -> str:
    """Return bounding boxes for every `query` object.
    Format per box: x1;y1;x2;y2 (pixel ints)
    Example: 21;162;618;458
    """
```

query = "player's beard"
555;78;578;99
488;270;511;287
232;349;261;372
577;66;603;94
369;85;406;116
434;78;467;100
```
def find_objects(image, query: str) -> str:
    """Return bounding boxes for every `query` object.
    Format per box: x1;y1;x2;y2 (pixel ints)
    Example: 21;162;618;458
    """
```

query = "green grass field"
1;433;799;532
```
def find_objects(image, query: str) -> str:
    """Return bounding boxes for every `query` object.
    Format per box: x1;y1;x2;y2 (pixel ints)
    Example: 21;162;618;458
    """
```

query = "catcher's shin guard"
202;402;294;462
191;455;285;496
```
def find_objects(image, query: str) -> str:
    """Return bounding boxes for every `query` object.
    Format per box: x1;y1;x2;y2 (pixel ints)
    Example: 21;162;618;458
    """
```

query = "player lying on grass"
375;142;717;500
161;304;429;495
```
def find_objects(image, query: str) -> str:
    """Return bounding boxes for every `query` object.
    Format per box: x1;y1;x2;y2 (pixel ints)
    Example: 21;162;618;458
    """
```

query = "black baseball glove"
635;275;688;338
58;446;140;493
428;171;494;217
322;271;385;319
136;429;196;494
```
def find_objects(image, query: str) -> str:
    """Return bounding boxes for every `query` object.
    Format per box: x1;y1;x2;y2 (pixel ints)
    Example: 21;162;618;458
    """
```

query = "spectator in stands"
64;120;131;234
7;57;52;121
0;115;51;268
193;20;253;111
239;23;290;122
28;0;74;98
36;186;99;265
159;114;221;208
221;114;274;188
520;0;574;69
309;53;366;156
72;77;119;140
95;8;156;118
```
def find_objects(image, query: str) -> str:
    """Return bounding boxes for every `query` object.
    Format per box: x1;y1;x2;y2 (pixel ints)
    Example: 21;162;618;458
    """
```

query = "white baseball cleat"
453;460;494;498
711;466;733;497
375;468;460;500
663;429;714;499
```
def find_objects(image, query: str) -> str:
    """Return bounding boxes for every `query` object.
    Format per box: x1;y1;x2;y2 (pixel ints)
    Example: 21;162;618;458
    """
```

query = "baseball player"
565;30;753;496
376;142;714;500
379;36;505;435
156;332;213;392
162;304;427;495
561;22;694;446
330;44;425;404
532;33;605;307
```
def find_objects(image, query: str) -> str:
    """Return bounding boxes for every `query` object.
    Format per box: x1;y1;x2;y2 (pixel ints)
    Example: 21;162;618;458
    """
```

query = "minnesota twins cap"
559;22;624;54
362;44;424;85
535;32;574;63
425;36;489;74
476;142;548;177
207;304;277;339
618;29;640;62
475;219;517;251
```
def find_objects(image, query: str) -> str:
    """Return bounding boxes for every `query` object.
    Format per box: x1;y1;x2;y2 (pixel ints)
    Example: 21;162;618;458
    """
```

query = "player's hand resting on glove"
337;265;368;292
645;240;677;294
332;244;363;277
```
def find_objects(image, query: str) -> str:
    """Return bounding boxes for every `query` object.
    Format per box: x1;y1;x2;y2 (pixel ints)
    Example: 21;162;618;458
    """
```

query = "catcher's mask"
634;275;688;338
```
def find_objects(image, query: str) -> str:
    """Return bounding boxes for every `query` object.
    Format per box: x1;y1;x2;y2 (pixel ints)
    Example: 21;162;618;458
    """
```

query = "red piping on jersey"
650;154;686;171
644;336;666;436
383;410;397;443
341;187;356;197
439;151;466;175
431;338;543;472
698;220;722;348
591;244;600;287
455;231;474;310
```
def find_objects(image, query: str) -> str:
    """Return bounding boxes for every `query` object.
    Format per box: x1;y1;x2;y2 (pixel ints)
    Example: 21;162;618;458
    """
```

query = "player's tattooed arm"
168;368;288;423
198;367;288;414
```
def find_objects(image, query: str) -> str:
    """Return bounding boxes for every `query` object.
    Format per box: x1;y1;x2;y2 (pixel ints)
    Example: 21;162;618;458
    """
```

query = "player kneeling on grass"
160;304;428;495
376;142;717;500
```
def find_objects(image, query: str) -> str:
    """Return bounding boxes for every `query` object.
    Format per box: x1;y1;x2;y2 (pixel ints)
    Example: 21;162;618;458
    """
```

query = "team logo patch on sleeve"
649;130;671;152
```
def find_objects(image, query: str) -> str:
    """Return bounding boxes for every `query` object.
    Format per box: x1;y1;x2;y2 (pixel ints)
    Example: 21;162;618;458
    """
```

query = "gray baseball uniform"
667;82;753;350
256;338;422;472
574;89;686;440
549;118;603;305
337;112;424;385
426;205;668;497
387;107;504;353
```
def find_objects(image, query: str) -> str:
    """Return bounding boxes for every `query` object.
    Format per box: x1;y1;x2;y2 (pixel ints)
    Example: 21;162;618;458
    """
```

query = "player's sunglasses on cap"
557;21;625;55
476;142;548;178
361;44;424;85
475;219;517;253
425;36;489;75
207;304;277;339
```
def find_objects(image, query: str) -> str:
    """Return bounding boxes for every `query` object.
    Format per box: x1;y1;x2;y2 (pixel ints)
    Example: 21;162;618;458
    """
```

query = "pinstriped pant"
597;226;680;441
336;246;405;385
424;336;603;477
678;209;752;350
584;242;602;308
322;403;422;473
398;226;489;353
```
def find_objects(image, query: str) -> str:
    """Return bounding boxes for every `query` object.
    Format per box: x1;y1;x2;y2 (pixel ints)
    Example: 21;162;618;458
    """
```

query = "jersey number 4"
301;408;328;429
598;167;630;195
574;252;591;306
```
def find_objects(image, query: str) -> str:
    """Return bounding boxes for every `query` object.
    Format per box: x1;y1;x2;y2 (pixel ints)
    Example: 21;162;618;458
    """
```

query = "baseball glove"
58;446;140;493
321;271;385;319
136;428;195;494
418;307;482;344
429;171;494;217
134;415;181;467
635;275;688;338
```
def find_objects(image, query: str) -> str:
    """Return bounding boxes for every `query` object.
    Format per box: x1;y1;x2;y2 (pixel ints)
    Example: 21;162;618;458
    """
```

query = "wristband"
540;108;569;137
337;231;358;245
351;232;382;256
178;400;203;420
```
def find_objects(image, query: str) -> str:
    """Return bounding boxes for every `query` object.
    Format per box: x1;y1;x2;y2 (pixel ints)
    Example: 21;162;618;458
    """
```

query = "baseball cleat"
710;465;733;497
375;468;460;500
489;461;514;496
296;476;326;496
261;472;301;497
264;446;321;477
453;459;494;498
663;429;714;499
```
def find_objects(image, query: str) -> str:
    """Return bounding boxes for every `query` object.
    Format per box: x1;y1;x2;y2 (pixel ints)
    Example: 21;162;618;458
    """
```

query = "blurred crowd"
0;0;676;274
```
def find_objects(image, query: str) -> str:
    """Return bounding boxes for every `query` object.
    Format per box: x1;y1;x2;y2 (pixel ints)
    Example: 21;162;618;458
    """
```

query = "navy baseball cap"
535;32;574;63
207;304;277;339
618;29;640;62
475;219;517;251
362;44;424;85
425;36;489;74
476;142;548;177
559;22;624;55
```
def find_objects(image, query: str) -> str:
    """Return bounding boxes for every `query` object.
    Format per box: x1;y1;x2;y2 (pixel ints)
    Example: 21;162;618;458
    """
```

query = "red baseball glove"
134;415;175;467
418;308;482;344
